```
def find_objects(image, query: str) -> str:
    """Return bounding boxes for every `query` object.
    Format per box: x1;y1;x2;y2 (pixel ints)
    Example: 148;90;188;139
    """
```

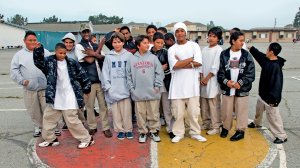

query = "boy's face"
164;38;175;48
112;38;124;52
137;38;150;53
232;35;245;50
153;39;164;51
208;33;219;47
81;29;91;41
147;28;156;41
64;39;74;51
175;29;186;42
24;35;38;51
56;48;67;61
120;29;131;41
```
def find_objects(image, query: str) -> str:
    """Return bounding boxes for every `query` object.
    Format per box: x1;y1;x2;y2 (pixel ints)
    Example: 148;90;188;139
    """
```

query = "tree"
43;15;61;23
206;21;225;31
0;14;4;23
207;21;215;30
7;14;28;26
88;13;123;24
293;7;300;27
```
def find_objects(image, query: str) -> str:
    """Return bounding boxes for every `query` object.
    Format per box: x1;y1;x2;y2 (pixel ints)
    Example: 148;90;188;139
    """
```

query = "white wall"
0;23;26;49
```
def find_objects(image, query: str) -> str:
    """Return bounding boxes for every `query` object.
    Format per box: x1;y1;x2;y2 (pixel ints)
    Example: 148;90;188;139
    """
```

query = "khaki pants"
23;89;46;128
254;98;287;140
42;105;91;143
85;83;110;130
222;95;249;131
171;96;201;137
161;92;174;133
111;98;132;132
200;96;221;129
135;100;160;134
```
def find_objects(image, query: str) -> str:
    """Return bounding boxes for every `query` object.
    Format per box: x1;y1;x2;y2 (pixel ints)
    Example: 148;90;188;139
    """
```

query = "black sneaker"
248;122;262;128
62;124;68;131
230;130;244;141
220;126;228;138
273;137;287;144
168;132;175;139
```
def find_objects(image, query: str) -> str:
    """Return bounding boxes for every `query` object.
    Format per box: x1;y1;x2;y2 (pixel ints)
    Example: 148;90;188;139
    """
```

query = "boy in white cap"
62;32;77;61
168;22;207;143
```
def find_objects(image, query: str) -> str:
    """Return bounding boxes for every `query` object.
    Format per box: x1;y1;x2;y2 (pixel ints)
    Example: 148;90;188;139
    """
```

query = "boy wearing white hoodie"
126;35;164;143
102;32;133;140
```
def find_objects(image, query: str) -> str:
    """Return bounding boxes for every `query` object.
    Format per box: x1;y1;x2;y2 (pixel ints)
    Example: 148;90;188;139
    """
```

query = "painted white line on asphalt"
248;119;281;168
150;140;158;168
291;76;300;81
257;127;278;168
0;87;22;90
27;138;49;168
0;82;15;85
278;144;287;168
0;109;26;112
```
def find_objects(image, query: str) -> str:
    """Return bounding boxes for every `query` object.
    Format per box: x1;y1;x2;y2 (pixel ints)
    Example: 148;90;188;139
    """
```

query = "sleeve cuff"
223;79;228;85
238;79;244;86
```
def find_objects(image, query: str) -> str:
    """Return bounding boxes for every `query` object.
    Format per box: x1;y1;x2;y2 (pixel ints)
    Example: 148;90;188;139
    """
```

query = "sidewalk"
32;119;271;168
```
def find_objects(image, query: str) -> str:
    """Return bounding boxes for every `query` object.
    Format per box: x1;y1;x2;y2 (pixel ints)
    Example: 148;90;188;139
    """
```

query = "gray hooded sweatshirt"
10;47;51;91
126;50;164;101
102;49;132;104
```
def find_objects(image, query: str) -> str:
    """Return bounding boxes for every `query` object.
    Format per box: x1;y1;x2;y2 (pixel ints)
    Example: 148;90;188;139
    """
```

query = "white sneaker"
206;129;219;135
33;127;41;137
171;136;183;143
139;134;147;143
78;137;95;149
191;135;207;142
39;139;59;147
150;132;161;142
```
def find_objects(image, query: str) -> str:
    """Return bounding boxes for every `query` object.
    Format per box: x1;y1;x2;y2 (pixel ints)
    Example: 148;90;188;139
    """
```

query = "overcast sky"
0;0;299;29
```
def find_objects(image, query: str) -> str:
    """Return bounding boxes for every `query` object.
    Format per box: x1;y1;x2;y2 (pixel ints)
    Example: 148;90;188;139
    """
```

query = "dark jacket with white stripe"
217;48;255;97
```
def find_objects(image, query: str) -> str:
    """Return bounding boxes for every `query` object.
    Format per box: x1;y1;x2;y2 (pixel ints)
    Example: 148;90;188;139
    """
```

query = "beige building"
165;20;207;41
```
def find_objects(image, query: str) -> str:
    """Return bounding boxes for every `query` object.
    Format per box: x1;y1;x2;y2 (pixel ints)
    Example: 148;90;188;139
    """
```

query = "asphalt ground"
0;42;300;167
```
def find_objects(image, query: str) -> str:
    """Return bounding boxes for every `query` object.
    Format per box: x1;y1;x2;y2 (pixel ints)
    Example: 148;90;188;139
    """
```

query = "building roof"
25;22;149;35
250;27;298;31
0;21;29;31
165;20;206;27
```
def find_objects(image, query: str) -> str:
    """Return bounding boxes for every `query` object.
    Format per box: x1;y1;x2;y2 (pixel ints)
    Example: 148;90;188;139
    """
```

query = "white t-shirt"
200;45;223;98
54;60;79;110
168;41;202;99
229;50;241;96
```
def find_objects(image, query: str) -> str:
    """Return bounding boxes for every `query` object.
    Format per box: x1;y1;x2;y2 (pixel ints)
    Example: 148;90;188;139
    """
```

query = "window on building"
259;33;268;38
285;33;293;38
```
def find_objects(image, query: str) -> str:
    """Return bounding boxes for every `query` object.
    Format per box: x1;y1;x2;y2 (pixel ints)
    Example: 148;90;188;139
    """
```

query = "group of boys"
10;22;287;149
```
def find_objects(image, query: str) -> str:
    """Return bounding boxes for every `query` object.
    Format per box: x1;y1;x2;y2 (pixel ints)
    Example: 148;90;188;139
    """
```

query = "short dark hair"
146;25;157;33
120;26;131;33
231;27;241;32
24;31;36;39
110;32;125;44
158;27;167;34
55;43;66;50
164;33;175;41
208;27;223;40
269;42;282;56
135;35;149;47
230;31;244;45
153;32;165;42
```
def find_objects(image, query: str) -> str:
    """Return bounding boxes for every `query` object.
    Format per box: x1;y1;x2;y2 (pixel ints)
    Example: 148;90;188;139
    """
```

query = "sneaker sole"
126;136;134;139
117;137;125;140
191;136;207;142
39;142;60;147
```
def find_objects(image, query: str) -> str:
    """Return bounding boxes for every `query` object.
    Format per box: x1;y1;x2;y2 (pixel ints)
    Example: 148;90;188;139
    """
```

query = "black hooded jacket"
250;46;286;107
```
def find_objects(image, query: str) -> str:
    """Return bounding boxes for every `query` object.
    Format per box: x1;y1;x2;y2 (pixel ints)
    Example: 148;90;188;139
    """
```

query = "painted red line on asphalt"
36;123;151;167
